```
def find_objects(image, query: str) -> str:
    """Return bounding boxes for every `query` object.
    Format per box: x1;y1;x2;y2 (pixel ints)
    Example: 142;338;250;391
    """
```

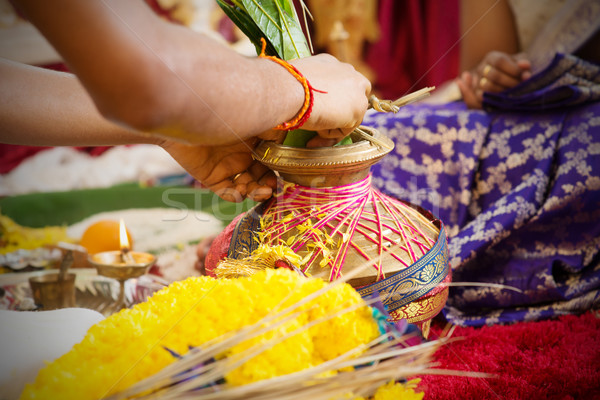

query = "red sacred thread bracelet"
258;38;323;131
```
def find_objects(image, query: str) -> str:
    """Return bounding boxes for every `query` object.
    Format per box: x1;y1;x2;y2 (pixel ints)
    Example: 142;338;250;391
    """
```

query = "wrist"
255;56;305;130
257;40;314;131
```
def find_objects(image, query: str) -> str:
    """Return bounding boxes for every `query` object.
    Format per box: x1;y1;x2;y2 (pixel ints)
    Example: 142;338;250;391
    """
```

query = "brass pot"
251;126;439;287
254;126;394;187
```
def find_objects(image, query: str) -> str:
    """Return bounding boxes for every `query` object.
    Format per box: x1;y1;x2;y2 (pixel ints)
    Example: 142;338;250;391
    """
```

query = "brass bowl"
254;126;394;187
88;251;155;281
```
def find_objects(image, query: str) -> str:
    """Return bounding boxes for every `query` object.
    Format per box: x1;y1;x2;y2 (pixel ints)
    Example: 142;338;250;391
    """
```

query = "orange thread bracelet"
258;38;320;131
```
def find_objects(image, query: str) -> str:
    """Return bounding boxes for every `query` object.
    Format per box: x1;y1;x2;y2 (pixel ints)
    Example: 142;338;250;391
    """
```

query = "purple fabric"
362;98;600;326
483;53;600;111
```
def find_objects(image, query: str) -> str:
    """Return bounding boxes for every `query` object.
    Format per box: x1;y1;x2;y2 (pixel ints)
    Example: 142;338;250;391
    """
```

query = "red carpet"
420;311;600;399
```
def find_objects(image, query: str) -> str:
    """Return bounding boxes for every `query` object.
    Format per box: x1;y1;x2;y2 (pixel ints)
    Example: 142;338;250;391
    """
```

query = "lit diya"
88;219;155;310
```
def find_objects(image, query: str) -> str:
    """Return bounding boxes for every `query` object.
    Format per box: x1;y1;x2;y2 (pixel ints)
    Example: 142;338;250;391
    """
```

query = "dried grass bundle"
108;266;479;400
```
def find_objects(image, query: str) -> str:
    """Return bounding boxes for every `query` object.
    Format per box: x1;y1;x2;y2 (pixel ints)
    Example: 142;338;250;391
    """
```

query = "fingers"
258;129;285;143
291;54;370;133
315;127;352;139
210;175;247;203
514;53;532;77
306;136;339;148
477;51;532;93
457;72;482;109
479;64;521;90
484;52;524;79
210;160;277;203
248;160;277;195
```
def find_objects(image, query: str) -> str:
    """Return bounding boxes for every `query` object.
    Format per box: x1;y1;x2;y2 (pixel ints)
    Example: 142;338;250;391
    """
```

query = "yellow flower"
348;380;423;400
21;269;380;400
0;214;72;255
252;243;303;267
371;379;424;400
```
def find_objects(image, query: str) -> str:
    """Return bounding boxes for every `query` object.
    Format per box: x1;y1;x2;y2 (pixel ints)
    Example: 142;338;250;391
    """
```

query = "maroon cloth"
421;311;600;399
0;145;50;174
365;0;460;99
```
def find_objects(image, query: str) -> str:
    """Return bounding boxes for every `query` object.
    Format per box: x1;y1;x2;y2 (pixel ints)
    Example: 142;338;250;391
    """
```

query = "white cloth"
0;145;185;196
0;308;104;400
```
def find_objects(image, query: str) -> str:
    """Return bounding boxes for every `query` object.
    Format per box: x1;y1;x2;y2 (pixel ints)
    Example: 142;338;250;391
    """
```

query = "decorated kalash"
207;123;451;337
19;1;451;399
206;0;450;337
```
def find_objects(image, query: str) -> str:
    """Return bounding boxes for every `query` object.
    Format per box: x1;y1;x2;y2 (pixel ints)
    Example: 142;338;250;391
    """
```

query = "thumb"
258;129;286;143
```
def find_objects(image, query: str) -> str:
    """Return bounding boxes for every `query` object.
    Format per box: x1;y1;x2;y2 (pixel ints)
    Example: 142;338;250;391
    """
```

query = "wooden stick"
368;87;435;113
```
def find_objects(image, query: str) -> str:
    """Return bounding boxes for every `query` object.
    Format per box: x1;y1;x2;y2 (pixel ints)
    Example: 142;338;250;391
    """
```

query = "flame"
119;218;130;250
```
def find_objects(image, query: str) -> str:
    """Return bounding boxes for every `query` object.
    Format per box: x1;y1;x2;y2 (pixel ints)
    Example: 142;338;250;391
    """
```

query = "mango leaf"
215;0;278;56
282;128;316;147
275;0;295;19
217;0;323;146
335;136;353;146
241;0;309;60
275;1;310;59
241;0;285;58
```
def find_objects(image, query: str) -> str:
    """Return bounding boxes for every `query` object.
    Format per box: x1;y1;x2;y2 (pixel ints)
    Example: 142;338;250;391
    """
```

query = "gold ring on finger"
482;64;492;77
479;77;488;89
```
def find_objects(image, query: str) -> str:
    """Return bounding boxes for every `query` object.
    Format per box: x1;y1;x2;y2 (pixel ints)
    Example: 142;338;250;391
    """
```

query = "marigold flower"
20;269;380;400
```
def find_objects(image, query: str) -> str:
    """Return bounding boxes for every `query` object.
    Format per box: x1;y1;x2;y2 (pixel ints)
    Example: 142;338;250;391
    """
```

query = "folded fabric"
0;308;104;400
483;53;600;112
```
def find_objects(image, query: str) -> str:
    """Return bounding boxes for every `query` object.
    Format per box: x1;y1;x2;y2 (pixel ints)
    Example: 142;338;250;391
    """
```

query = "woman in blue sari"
364;0;600;326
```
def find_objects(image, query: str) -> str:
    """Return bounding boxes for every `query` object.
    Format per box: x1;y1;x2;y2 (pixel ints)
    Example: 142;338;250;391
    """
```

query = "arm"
0;58;155;146
457;0;531;109
0;58;275;202
13;0;370;145
460;0;519;71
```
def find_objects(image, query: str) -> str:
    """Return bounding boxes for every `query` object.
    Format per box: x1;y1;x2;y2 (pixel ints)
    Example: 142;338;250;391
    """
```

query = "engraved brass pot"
254;126;394;187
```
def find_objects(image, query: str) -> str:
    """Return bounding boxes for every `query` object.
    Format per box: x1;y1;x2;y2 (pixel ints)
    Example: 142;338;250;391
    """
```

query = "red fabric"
0;145;50;174
204;212;245;277
365;0;460;99
421;312;600;399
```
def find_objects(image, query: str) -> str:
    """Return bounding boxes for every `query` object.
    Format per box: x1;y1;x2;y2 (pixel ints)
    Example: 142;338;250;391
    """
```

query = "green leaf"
274;1;310;59
217;0;314;146
275;0;295;18
241;0;285;58
282;129;317;147
240;0;309;60
334;136;353;146
215;0;278;56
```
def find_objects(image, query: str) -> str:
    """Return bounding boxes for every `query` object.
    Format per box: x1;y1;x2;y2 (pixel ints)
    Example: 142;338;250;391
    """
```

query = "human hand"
159;138;277;203
290;54;371;139
457;51;532;109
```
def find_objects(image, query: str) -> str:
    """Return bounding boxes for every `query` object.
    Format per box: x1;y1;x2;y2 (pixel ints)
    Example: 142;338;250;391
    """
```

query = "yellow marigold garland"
20;269;383;399
371;379;424;400
0;214;72;255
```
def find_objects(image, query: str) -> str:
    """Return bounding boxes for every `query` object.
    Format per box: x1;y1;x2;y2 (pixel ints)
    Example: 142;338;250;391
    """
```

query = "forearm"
13;0;305;145
460;0;519;71
0;58;157;146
